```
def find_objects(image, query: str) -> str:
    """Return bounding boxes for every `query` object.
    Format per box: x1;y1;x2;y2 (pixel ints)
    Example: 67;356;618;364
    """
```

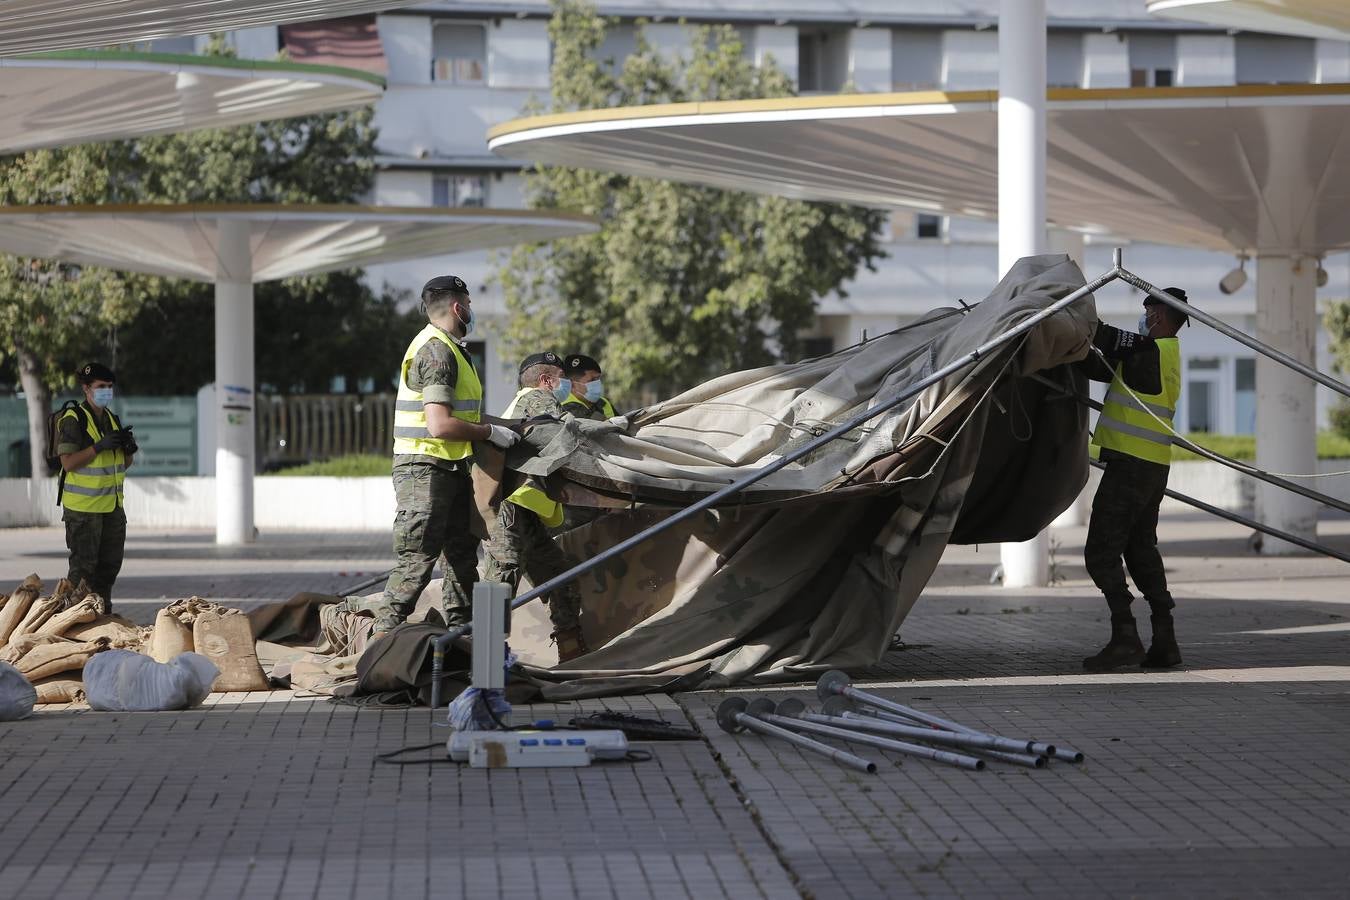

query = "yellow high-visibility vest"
1092;337;1181;466
391;325;483;462
61;406;126;513
501;387;564;527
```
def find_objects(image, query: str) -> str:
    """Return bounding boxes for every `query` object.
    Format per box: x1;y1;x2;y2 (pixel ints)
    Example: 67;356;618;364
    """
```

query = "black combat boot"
1143;614;1182;668
1083;617;1146;672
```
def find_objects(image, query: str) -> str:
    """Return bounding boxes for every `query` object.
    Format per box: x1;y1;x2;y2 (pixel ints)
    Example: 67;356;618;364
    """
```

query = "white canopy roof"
488;85;1350;255
1147;0;1350;41
1;51;383;153
0;205;598;282
0;1;417;56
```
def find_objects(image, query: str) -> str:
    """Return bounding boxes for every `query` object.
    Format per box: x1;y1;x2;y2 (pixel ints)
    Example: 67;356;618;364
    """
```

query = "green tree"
496;0;887;403
1;35;391;478
1323;300;1350;438
0;144;138;480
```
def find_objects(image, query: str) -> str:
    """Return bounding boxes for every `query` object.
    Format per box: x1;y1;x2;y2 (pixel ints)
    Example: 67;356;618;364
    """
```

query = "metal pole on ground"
213;218;255;546
716;697;877;774
998;0;1050;587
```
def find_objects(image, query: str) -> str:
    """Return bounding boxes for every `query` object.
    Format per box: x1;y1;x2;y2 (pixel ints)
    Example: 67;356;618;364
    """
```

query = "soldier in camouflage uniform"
484;352;589;662
57;362;137;607
374;276;520;633
560;353;617;421
1081;288;1189;672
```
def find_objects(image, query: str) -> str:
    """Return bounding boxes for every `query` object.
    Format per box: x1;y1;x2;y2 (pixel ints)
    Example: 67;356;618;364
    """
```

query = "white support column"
1255;254;1318;554
998;0;1049;587
214;219;256;545
1047;228;1092;529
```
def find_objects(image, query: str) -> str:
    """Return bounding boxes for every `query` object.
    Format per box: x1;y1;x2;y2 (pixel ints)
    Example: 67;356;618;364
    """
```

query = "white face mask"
1137;313;1150;336
455;303;475;336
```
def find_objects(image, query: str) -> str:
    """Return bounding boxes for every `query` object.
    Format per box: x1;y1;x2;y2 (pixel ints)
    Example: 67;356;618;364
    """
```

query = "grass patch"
1171;432;1350;462
266;454;391;477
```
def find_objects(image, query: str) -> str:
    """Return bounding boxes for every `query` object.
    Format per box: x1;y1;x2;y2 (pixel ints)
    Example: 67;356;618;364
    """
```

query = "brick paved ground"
2;512;1349;898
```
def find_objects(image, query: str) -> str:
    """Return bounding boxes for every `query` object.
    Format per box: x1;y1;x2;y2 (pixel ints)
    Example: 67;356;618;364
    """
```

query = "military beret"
77;362;116;384
563;354;602;376
1145;287;1188;305
421;274;469;296
518;351;563;375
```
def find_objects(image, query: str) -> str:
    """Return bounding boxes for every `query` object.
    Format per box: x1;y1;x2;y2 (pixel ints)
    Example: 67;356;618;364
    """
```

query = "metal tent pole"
428;264;1117;710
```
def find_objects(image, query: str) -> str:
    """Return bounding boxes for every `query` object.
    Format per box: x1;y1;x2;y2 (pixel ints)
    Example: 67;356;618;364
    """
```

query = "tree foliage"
1323;300;1350;439
0;36;402;474
496;0;887;402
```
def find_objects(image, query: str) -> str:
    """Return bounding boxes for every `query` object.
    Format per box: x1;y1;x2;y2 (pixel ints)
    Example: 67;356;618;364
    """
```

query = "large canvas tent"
494;254;1097;694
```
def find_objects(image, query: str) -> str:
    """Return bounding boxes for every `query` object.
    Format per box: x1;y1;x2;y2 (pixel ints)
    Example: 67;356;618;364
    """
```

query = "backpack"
44;400;84;502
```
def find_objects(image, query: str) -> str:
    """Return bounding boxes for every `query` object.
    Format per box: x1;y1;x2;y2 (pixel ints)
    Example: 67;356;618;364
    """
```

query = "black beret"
518;351;562;375
77;362;116;384
421;275;469;296
1145;287;1188;305
563;354;602;376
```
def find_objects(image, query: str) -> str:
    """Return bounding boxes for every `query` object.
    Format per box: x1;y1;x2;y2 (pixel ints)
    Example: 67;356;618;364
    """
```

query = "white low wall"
3;459;1347;531
0;477;394;530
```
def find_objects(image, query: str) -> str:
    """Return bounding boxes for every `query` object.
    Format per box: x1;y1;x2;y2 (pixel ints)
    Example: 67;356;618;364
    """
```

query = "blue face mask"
1137;313;1150;336
584;379;604;403
552;378;573;403
92;387;114;407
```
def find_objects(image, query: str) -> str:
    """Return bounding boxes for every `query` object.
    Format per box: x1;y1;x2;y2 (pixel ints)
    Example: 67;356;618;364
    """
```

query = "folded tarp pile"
499;253;1097;695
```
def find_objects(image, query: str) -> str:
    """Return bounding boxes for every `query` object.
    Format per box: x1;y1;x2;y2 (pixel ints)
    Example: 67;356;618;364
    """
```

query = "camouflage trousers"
1084;449;1174;620
375;462;479;630
484;500;583;634
63;506;126;607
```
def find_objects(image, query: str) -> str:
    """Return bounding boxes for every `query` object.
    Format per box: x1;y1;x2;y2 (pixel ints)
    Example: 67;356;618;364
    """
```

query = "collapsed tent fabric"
499;254;1097;695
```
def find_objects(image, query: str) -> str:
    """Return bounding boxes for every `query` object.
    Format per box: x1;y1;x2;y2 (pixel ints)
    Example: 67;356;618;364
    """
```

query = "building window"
797;28;848;93
891;28;942;90
800;337;835;360
1127;33;1175;87
432;174;487;208
1234;357;1256;435
1046;32;1083;88
432;22;486;84
1236;35;1315;84
916;214;943;239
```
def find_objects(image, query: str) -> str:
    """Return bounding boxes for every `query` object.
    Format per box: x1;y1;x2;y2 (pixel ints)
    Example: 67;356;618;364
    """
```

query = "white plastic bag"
83;650;220;712
0;661;38;721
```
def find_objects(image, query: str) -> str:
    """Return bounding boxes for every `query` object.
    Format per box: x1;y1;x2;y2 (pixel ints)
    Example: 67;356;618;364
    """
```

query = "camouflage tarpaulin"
497;254;1099;697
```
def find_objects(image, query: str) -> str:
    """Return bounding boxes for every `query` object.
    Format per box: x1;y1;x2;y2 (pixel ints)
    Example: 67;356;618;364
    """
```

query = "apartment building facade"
201;1;1350;428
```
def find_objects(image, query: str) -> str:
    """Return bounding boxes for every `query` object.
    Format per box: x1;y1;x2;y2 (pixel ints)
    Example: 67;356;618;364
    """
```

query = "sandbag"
0;661;37;720
83;650;219;711
67;614;148;649
0;575;42;646
33;676;85;705
15;637;109;681
35;596;101;638
148;609;194;662
165;597;241;626
0;633;70;666
10;594;61;641
193;612;269;692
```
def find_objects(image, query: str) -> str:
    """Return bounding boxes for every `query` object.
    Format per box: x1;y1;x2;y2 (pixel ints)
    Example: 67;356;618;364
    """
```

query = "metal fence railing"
255;393;394;470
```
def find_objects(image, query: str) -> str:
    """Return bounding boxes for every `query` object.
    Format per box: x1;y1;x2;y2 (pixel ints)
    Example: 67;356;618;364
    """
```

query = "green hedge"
265;454;391;477
1171;432;1350;463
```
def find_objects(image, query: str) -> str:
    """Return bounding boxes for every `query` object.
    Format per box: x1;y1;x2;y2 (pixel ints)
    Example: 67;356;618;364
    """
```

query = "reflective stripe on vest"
391;325;483;462
1091;337;1181;466
500;388;564;526
62;407;125;513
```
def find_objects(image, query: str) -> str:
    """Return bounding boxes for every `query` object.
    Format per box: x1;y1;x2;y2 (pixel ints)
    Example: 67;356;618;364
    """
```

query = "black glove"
121;429;139;454
93;433;122;453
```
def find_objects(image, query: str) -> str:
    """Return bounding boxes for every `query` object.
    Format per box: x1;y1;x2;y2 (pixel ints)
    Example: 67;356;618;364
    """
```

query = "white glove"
486;424;520;449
